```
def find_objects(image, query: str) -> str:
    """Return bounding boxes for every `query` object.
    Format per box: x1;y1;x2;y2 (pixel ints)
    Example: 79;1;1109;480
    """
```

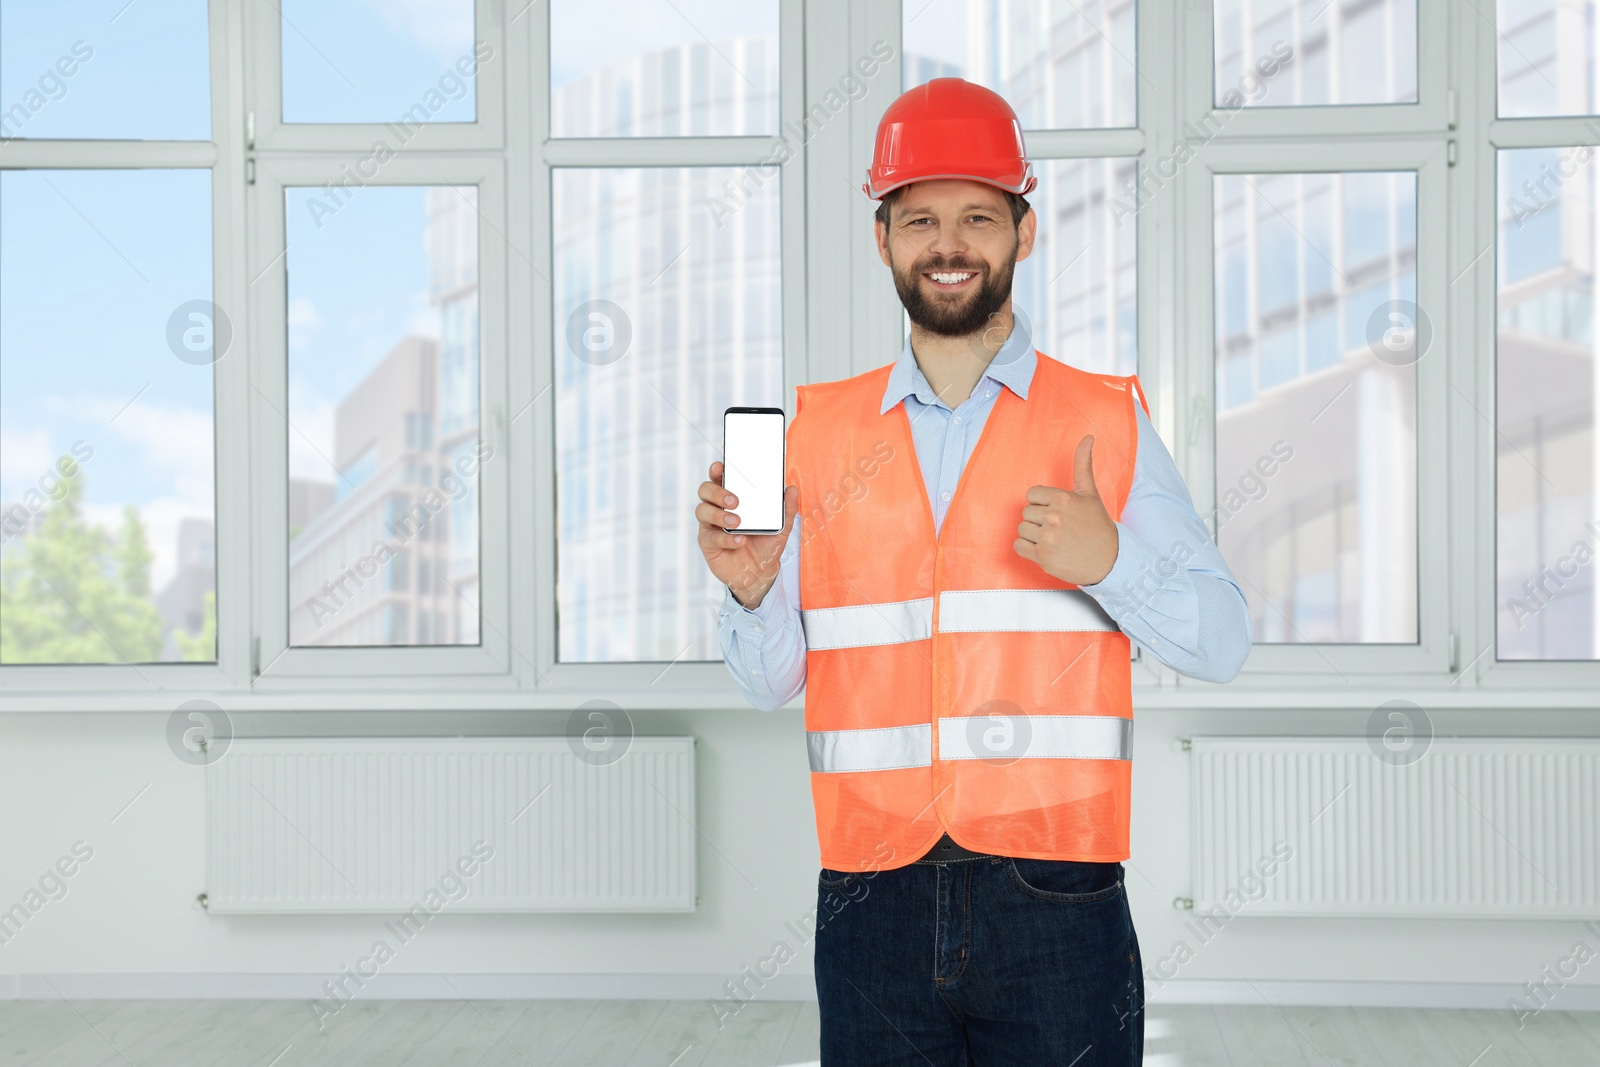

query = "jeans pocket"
1005;858;1123;903
818;866;859;890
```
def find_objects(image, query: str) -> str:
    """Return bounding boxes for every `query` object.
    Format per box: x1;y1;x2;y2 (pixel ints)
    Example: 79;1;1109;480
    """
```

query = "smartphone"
722;406;786;535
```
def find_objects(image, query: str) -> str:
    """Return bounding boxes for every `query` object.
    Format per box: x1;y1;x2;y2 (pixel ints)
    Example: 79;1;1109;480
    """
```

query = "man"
695;77;1251;1066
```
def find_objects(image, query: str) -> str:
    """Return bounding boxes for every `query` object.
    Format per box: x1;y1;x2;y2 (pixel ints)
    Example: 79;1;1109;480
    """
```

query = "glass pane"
0;0;210;140
554;167;782;661
1497;0;1600;117
1;170;215;664
1496;147;1598;659
904;0;1136;129
1213;0;1416;107
550;0;778;138
286;186;481;647
1212;171;1418;644
281;0;478;124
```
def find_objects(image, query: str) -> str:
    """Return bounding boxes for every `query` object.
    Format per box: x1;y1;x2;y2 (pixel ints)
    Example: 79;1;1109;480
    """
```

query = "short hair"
874;185;1031;231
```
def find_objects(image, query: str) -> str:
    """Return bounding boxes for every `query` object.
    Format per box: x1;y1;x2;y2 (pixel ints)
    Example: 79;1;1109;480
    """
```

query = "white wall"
3;705;1597;1013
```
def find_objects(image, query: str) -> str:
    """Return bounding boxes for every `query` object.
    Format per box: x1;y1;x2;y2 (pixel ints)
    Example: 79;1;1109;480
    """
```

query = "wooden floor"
0;998;1596;1065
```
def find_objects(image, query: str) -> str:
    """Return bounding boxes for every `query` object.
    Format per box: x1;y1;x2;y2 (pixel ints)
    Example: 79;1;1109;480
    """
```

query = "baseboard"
0;972;819;1002
3;973;1597;1012
1144;978;1600;1012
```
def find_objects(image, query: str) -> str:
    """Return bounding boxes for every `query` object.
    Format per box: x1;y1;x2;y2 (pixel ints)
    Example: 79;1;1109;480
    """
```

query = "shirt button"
751;668;763;676
941;491;951;501
953;415;962;424
752;622;764;634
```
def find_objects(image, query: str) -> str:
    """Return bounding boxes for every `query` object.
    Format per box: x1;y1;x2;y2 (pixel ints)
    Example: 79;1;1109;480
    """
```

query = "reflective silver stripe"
937;714;1132;762
808;723;932;773
801;590;1114;648
807;716;1131;772
937;588;1119;633
801;597;934;650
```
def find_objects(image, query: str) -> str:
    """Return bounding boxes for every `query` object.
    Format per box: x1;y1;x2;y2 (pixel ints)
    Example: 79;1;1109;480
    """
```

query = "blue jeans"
814;853;1144;1065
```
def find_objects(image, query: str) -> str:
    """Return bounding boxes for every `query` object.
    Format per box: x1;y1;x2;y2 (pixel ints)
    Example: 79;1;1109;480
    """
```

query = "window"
1212;171;1419;646
1492;2;1600;666
0;1;1589;703
0;0;216;669
285;185;480;649
553;167;782;662
545;2;792;667
1495;147;1597;660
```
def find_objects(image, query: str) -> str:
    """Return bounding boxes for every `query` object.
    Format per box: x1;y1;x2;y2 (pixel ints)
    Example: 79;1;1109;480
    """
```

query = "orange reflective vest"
787;350;1150;872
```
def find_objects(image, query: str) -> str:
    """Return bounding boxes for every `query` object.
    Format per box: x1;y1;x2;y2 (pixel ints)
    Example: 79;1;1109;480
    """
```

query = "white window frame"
245;0;513;687
1169;0;1462;694
1473;12;1600;697
246;152;513;687
5;0;1600;709
526;0;809;697
0;0;243;700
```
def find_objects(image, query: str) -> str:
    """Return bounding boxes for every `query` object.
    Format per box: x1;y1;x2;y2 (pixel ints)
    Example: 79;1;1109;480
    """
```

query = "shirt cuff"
720;581;786;634
1078;520;1153;616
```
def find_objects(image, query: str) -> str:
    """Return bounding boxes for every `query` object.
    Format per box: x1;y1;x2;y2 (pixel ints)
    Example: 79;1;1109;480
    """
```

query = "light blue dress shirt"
716;306;1252;711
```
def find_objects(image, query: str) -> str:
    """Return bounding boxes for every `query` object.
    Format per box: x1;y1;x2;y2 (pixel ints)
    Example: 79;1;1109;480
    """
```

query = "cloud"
288;296;325;350
405;297;442;341
101;402;215;510
286;380;339;481
0;427;59;498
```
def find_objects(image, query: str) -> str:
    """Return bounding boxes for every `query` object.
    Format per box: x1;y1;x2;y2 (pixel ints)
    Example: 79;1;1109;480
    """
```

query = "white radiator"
205;737;696;913
1188;737;1600;919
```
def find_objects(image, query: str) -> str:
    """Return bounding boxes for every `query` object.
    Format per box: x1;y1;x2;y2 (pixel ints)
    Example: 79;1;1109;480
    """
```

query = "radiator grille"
1189;738;1600;918
205;737;695;913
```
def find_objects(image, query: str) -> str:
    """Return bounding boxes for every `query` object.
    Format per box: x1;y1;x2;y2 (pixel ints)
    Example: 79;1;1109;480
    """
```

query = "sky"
0;1;473;592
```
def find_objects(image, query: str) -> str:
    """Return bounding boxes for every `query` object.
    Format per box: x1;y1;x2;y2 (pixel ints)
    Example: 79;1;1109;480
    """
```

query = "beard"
891;236;1019;338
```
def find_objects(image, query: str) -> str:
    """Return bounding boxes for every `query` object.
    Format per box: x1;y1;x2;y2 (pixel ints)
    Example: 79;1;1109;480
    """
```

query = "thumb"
1073;434;1099;497
781;485;799;531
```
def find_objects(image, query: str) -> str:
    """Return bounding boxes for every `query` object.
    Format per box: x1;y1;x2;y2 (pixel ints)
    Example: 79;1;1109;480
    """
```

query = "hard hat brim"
862;164;1037;202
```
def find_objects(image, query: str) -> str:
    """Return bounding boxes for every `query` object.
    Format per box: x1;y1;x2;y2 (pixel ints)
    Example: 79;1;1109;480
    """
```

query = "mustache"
915;259;984;274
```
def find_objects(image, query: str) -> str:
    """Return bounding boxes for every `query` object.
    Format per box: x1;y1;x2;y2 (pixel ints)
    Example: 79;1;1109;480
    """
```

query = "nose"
923;243;976;272
927;231;970;261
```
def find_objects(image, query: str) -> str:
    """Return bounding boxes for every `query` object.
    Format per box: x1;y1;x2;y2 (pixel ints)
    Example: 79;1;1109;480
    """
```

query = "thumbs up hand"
1013;434;1120;587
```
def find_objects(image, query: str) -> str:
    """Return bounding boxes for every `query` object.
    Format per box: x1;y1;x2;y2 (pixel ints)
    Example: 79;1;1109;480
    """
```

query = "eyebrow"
898;202;1003;215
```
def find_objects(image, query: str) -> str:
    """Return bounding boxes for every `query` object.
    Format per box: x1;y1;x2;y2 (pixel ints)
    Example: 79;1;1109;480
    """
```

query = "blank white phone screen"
723;411;784;532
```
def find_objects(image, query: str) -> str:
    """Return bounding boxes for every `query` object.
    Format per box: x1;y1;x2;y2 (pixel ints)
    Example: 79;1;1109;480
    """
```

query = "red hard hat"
862;77;1037;201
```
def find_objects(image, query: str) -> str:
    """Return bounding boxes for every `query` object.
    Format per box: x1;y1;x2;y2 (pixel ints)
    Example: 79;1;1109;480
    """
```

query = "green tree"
175;590;216;661
0;466;166;664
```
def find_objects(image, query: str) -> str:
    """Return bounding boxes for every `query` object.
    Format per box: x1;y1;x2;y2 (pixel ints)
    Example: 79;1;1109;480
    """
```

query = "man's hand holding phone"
696;461;799;611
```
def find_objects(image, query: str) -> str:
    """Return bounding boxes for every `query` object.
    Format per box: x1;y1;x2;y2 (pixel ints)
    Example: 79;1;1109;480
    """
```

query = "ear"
1015;204;1037;264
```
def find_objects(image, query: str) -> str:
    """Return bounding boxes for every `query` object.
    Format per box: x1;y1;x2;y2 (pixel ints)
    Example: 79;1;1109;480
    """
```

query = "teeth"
930;272;973;284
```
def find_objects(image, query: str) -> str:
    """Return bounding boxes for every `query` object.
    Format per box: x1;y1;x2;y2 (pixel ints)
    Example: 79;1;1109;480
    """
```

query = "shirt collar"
880;303;1036;415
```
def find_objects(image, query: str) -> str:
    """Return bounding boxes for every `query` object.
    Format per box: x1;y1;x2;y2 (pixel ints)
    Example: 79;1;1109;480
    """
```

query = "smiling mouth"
923;269;978;291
